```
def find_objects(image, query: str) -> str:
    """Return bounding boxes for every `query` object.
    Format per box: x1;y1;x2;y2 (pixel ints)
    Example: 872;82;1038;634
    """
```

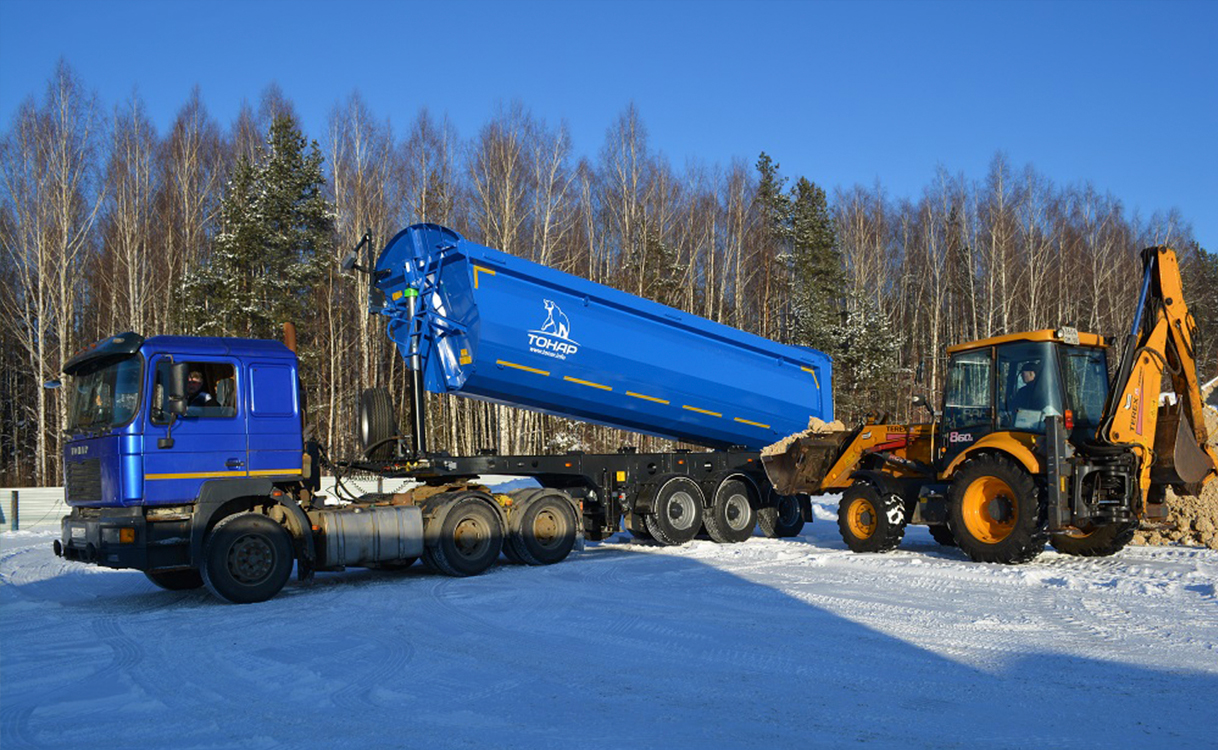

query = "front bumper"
56;506;148;570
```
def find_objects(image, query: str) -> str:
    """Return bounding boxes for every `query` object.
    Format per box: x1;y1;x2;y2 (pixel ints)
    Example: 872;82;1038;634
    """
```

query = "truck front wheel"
201;512;295;604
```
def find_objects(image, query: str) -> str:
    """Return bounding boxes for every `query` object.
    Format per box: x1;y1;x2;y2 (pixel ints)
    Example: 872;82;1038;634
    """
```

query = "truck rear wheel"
837;483;905;553
645;476;704;545
1051;521;1137;557
201;512;294;604
703;478;756;543
624;511;652;541
424;495;504;577
508;491;578;565
145;569;204;591
948;455;1047;564
758;491;805;538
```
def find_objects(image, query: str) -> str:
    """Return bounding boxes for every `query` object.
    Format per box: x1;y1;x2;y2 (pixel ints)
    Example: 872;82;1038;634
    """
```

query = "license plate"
70;526;85;539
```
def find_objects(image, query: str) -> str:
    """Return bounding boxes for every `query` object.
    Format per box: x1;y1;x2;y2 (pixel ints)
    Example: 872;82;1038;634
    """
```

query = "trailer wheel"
928;525;957;547
1051;520;1137;557
704;478;756;543
424;496;504;577
145;569;204;591
508;491;578;565
758;491;805;538
837;483;906;553
359;387;398;460
948;455;1047;564
201;512;294;604
645;477;704;545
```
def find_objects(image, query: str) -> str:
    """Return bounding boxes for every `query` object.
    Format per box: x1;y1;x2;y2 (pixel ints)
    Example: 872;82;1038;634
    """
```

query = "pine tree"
789;177;843;352
186;115;333;339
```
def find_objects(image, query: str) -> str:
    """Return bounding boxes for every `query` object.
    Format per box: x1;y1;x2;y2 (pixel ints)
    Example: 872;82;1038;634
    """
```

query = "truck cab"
56;333;304;573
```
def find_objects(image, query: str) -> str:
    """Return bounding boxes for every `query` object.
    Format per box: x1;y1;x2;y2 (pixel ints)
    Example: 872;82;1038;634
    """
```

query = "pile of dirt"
760;417;847;458
1131;400;1218;550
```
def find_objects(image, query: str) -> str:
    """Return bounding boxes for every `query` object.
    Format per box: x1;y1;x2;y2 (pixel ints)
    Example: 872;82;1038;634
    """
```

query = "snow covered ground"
3;494;1217;750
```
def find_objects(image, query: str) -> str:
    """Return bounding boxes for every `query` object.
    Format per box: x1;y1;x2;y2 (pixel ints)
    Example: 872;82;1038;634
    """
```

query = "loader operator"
1011;362;1044;412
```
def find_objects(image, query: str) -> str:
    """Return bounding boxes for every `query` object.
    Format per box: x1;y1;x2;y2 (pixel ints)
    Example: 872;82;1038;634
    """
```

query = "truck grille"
66;459;102;504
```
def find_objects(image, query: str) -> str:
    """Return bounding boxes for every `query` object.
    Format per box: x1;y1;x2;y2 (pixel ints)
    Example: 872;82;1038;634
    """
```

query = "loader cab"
939;329;1109;467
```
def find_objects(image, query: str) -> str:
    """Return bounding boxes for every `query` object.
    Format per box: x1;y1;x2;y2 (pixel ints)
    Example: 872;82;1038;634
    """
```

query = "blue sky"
1;0;1215;248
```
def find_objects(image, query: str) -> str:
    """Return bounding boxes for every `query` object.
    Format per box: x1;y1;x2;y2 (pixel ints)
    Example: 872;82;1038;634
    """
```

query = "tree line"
2;61;1213;486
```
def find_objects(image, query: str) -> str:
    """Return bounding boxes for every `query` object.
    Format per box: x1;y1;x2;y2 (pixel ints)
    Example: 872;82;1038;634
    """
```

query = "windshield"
66;356;142;433
1061;346;1109;431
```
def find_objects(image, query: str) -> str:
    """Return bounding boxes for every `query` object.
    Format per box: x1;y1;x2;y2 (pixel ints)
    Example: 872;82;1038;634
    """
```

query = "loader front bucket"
1151;403;1217;495
761;431;851;495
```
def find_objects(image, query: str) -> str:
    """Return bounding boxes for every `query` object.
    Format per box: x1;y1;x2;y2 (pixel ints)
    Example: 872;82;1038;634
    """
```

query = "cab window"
151;361;237;422
942;350;992;431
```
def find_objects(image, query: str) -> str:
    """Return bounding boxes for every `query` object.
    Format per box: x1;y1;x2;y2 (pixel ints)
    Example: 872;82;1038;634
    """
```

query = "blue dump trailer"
371;223;831;450
54;224;830;603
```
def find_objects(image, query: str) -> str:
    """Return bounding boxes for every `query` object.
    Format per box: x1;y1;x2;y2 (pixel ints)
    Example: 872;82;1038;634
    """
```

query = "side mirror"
167;362;189;416
913;393;937;419
43;379;62;390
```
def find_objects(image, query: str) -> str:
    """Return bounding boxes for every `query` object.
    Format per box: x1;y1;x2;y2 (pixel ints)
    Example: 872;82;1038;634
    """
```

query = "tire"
644;476;704;546
703;478;756;543
837;483;906;553
928;525;957;547
1052;520;1137;557
423;495;504;577
947;455;1047;564
624;511;653;541
508;491;579;565
201;512;295;604
758;491;805;538
359;387;398;460
145;568;204;591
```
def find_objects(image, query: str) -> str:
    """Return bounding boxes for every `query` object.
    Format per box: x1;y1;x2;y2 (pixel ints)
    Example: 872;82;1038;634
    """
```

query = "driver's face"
1021;369;1036;384
187;374;203;394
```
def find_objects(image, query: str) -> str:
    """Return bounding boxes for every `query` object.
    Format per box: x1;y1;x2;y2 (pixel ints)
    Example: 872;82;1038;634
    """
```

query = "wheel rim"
962;476;1017;543
227;534;276;584
532;508;564;549
847;498;877;539
724;492;752;531
453;516;491;559
667;491;697;531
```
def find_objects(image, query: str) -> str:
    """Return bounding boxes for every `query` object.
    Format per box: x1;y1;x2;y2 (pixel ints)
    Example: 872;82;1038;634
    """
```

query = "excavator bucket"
761;429;852;495
1151;403;1217;495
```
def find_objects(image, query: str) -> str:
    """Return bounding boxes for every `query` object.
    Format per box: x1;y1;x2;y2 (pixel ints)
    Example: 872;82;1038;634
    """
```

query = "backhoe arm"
1101;246;1217;500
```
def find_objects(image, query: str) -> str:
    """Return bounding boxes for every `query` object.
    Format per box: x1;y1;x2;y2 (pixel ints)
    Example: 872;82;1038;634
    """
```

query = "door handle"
225;458;245;469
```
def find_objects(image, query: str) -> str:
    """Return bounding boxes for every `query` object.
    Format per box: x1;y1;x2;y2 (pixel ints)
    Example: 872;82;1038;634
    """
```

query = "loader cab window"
151;361;237;423
942;350;992;432
996;342;1063;433
1061;346;1109;431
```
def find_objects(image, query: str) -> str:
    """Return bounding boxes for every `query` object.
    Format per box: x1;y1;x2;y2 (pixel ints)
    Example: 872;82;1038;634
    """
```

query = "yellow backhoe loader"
763;246;1217;563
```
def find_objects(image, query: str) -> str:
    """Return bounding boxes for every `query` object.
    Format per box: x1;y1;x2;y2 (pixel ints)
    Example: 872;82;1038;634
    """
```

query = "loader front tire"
948;455;1047;564
837;482;906;553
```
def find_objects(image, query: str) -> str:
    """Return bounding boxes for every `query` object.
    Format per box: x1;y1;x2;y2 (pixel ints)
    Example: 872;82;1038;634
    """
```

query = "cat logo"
527;300;580;360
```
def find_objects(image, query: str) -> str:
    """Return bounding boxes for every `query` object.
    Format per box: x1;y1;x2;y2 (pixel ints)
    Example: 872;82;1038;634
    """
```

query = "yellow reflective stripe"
734;417;771;429
496;360;550;376
563;375;611;391
801;366;821;389
473;265;497;289
145;470;246;481
627;391;670;404
682;405;722;417
146;468;302;481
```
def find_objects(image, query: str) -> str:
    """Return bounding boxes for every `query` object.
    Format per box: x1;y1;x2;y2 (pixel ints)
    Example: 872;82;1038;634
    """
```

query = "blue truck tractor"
54;224;832;603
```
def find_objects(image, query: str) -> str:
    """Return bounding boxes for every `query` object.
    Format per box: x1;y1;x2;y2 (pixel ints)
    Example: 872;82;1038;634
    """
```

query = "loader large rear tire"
837;483;906;553
1051;520;1137;557
948;455;1047;564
